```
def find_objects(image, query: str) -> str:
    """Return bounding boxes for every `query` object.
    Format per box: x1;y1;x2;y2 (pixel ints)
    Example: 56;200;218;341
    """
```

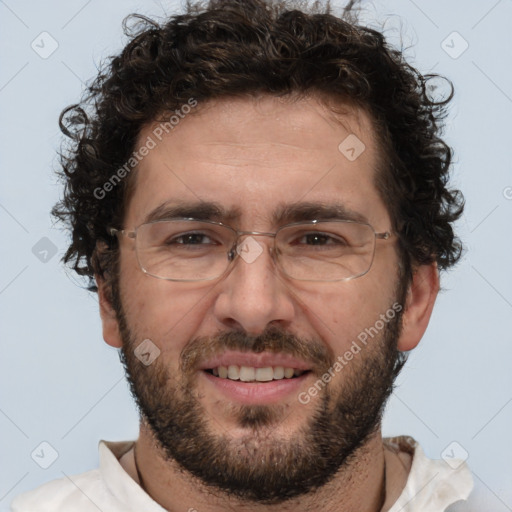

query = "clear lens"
133;219;377;282
276;221;376;281
135;220;235;281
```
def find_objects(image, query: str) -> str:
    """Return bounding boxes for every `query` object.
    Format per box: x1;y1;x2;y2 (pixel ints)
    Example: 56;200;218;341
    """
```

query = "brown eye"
170;233;214;245
295;232;347;247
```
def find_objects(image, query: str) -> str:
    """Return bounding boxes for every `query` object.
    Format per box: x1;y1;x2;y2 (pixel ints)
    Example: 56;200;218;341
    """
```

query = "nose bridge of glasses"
234;230;277;249
236;229;277;238
227;230;278;266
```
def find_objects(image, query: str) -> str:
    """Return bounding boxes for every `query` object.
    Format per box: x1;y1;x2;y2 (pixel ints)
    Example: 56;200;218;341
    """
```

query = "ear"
397;262;440;352
96;273;123;348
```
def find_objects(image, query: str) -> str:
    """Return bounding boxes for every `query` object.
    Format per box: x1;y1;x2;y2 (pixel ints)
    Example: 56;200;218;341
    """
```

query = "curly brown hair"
52;0;463;296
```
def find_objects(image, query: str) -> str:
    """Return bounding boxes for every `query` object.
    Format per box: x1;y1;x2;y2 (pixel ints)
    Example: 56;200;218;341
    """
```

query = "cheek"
295;276;397;355
119;252;213;364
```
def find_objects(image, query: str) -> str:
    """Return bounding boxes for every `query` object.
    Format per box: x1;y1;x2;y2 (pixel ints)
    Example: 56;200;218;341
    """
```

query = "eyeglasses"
109;218;392;282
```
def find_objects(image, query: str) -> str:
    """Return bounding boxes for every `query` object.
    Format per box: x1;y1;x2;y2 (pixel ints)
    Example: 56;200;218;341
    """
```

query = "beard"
115;280;408;505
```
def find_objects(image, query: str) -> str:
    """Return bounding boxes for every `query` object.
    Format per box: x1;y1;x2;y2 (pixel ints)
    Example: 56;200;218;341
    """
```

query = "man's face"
112;96;406;503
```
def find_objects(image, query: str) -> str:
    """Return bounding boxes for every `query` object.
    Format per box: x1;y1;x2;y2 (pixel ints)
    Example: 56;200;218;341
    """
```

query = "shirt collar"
386;436;473;511
99;440;167;511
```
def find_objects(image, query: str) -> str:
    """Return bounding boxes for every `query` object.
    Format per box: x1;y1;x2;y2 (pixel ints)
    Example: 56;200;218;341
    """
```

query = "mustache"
180;325;335;376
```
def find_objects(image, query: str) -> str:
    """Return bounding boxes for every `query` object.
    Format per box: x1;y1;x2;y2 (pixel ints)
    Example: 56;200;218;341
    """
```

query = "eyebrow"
142;201;241;225
141;200;369;226
272;202;369;225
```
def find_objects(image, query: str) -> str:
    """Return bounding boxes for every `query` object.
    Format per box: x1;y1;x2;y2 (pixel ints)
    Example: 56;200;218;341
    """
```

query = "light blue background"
1;0;511;509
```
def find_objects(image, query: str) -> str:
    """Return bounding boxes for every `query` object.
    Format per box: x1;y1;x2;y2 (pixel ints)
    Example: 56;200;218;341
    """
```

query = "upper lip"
198;351;312;371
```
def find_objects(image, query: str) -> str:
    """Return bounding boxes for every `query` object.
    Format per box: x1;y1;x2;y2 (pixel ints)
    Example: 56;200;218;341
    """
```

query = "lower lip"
201;370;310;404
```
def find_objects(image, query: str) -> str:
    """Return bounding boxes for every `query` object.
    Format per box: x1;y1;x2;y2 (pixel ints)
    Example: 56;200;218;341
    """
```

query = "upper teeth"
211;365;305;381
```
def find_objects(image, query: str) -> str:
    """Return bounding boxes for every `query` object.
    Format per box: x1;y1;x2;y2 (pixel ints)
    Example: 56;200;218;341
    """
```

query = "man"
11;0;475;510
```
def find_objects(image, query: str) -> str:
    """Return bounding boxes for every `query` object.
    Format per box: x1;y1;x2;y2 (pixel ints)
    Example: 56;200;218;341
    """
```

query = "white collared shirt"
11;437;477;511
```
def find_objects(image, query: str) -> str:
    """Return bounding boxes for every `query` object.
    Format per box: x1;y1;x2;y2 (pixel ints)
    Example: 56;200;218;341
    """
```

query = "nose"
212;235;296;336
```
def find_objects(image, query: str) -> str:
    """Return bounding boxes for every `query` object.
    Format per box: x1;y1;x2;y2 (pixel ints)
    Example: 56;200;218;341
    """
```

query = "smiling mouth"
204;365;310;382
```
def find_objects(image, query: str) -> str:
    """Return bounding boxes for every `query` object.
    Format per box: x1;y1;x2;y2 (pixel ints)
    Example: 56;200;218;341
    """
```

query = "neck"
133;425;390;512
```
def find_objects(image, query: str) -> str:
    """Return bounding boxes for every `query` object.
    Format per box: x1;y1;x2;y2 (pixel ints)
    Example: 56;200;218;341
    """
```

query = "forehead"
124;95;389;229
